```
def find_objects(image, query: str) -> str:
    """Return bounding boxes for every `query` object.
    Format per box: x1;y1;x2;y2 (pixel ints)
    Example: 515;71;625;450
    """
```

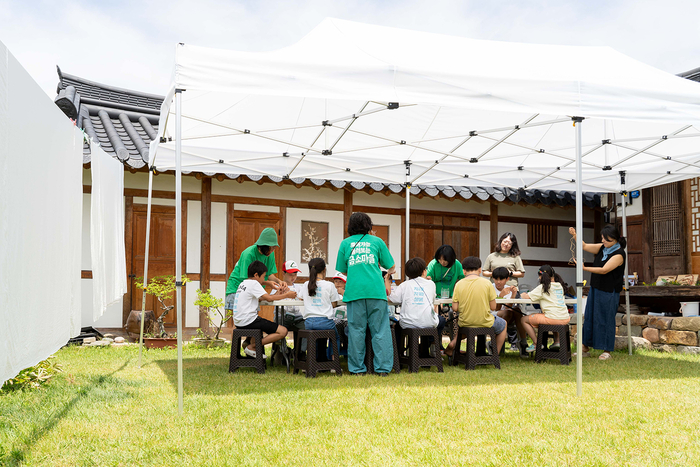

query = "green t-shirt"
336;234;395;302
225;245;277;295
426;259;465;298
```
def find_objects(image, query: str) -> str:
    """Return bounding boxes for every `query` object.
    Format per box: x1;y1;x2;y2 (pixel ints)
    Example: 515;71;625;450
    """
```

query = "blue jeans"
304;317;339;360
347;299;393;374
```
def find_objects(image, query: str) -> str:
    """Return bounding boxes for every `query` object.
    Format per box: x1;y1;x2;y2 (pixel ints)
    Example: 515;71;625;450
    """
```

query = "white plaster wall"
210;202;227;275
124;172;201;193
368;213;403;278
353;191;491;215
185;280;200;328
187;200;201;274
479;220;490;262
81;193;92;270
209;281;227;328
234;203;279;213
615;191;643;217
286;208;344;276
213;179;344;203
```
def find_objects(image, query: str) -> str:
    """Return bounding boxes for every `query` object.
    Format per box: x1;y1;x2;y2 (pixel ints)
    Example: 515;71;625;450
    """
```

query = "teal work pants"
346;299;393;373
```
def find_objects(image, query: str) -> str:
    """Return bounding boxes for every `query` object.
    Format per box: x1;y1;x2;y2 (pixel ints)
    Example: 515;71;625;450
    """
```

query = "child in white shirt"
387;257;446;353
233;261;297;358
520;264;570;352
300;258;341;360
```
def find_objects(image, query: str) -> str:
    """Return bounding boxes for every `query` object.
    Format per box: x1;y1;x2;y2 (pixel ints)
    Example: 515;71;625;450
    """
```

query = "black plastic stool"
293;329;342;378
229;328;266;374
396;326;444;373
535;324;571;365
451;326;501;370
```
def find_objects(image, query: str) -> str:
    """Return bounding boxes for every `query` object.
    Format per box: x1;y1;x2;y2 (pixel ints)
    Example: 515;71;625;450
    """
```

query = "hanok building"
55;67;611;332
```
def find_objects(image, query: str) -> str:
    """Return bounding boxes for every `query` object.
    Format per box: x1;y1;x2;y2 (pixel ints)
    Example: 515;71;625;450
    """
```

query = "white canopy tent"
146;19;700;411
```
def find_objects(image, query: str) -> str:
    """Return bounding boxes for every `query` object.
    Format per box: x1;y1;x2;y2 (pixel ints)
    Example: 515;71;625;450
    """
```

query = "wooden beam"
81;270;93;279
123;196;134;326
199;178;212;331
490;202;498;252
411;223;478;232
521;259;574;269
343;189;353;238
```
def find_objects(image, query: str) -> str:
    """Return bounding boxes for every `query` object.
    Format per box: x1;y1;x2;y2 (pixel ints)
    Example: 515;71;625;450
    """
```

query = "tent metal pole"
137;167;155;368
175;89;184;415
574;117;584;397
405;161;411;267
621;171;632;355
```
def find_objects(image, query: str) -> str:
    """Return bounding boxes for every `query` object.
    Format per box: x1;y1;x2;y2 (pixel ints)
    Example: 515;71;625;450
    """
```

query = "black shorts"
237;317;279;335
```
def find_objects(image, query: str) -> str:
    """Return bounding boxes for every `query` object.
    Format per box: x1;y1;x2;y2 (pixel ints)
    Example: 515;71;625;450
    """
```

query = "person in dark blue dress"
569;225;626;361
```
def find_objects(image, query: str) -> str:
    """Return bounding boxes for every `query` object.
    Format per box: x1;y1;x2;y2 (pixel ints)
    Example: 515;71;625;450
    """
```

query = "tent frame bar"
574;116;584;397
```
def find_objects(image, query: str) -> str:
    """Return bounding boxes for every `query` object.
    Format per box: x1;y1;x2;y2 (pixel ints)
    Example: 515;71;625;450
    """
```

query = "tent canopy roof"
150;18;700;193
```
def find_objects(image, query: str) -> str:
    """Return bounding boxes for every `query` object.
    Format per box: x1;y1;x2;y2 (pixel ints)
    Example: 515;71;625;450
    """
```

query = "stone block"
653;344;676;353
677;346;700;355
115;336;125;343
615;313;624;326
647;317;674;330
618;325;643;337
659;330;698;346
622;314;649;326
670;317;700;332
614;336;652;351
82;337;96;344
642;327;660;343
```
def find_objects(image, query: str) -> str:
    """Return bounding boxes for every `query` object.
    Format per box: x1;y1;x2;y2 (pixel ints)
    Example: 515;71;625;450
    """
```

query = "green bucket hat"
255;227;279;247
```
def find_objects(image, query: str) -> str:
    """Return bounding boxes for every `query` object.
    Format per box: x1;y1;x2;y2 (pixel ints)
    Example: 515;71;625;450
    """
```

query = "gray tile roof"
54;67;599;208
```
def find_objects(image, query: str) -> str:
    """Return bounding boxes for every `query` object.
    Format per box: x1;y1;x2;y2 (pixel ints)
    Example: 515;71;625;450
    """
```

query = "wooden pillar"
343;188;353;237
489;202;498;252
122;195;134;325
199;178;212;331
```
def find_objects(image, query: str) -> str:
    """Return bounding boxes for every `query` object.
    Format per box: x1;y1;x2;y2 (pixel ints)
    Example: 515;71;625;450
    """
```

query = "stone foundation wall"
614;315;700;354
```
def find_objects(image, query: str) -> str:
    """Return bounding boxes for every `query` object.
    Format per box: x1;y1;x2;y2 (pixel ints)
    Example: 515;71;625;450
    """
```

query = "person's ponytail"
307;257;325;297
618;236;627;250
539;264;555;295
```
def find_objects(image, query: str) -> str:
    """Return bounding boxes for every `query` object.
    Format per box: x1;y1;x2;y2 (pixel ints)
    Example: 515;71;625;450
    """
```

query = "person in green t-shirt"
336;212;395;375
225;227;287;311
426;244;465;300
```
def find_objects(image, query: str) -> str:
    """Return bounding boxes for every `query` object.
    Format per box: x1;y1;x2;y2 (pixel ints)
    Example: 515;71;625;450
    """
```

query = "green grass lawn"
1;344;700;466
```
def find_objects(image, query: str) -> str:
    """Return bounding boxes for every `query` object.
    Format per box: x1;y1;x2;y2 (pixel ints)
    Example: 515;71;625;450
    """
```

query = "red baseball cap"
331;272;347;283
282;260;301;273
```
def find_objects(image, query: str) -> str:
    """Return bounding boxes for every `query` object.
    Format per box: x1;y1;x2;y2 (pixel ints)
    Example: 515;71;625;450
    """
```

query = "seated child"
387;257;446;352
520;264;570;352
278;260;305;332
299;257;341;359
445;256;507;356
330;272;347;322
491;266;528;354
233;260;297;358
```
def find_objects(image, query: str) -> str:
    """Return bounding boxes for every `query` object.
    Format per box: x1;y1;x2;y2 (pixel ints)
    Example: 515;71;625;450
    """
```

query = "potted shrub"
135;275;190;349
192;289;231;348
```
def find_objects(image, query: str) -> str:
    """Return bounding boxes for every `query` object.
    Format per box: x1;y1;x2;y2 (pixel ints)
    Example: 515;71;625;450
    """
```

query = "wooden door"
230;211;283;323
645;182;685;278
409;213;479;263
131;205;178;325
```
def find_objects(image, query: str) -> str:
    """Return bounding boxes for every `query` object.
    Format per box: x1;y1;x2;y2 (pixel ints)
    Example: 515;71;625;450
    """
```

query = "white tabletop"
262;298;578;306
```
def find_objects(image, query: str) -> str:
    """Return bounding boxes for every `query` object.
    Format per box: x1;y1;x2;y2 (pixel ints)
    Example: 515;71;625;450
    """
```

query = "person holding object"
491;267;528;356
299;257;341;360
336;212;395;376
232;261;297;358
426;245;465;302
520;264;571;353
445;256;507;357
482;232;525;288
387;257;446;354
569;225;626;361
225;227;287;311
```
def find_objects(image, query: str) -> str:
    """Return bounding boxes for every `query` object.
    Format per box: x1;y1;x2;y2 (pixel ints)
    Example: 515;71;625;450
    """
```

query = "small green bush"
1;356;62;392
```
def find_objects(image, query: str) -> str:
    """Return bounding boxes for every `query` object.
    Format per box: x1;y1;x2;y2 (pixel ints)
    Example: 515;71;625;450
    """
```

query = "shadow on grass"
154;349;700;396
1;358;132;467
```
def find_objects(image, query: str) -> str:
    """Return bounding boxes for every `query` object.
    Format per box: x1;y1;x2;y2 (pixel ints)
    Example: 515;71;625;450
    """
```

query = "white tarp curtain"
90;144;127;322
0;40;83;384
149;18;700;193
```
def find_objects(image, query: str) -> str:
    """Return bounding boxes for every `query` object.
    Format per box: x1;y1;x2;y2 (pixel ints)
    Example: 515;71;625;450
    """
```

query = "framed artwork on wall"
372;225;389;248
301;221;329;263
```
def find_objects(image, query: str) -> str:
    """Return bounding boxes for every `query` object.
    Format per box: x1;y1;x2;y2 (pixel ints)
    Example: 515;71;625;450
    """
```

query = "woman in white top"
520;265;570;353
300;258;341;359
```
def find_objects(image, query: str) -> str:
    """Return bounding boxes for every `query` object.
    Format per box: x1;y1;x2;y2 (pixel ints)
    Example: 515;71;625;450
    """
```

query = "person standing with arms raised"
336;212;395;376
569;225;626;361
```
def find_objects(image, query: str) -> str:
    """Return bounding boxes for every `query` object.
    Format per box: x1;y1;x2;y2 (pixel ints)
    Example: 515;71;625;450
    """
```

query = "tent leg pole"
138;168;155;368
405;161;411;268
175;89;184;415
621;172;632;355
574;117;584;397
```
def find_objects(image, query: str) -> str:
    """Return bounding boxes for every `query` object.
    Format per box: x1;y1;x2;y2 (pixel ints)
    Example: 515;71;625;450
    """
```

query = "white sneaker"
244;347;257;358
